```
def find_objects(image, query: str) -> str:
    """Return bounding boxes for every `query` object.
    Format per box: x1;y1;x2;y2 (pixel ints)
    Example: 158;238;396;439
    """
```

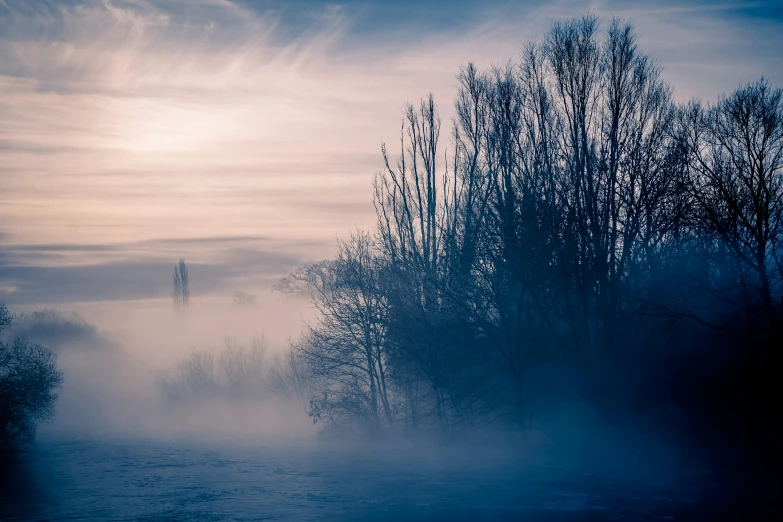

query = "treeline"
279;15;781;470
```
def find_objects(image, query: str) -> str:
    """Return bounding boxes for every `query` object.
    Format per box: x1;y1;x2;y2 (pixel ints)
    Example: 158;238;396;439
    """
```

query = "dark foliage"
11;309;98;352
0;304;63;459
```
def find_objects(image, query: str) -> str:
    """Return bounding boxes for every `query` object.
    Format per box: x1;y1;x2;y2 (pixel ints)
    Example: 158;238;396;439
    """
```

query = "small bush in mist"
10;309;98;351
233;290;257;307
266;349;311;409
158;335;268;402
0;303;63;459
0;303;11;332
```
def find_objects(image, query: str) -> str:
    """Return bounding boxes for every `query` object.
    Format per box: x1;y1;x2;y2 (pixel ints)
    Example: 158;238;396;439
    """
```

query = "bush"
11;309;98;352
158;335;267;402
0;304;63;459
233;291;257;307
266;349;311;409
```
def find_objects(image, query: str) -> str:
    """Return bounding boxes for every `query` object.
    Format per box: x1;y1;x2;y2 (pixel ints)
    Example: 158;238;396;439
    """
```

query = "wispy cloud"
0;234;316;304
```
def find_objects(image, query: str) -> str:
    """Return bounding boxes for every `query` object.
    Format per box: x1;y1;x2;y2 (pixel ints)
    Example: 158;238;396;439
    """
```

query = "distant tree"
233;290;257;307
0;303;63;459
172;259;190;308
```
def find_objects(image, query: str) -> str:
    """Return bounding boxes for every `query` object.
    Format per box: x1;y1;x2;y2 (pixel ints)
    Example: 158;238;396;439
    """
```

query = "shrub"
266;349;311;409
158;335;267;402
11;309;98;352
233;291;257;307
0;304;63;459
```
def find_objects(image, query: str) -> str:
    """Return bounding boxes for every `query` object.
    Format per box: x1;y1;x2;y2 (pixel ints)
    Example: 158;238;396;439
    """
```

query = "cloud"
0;235;320;305
0;0;781;306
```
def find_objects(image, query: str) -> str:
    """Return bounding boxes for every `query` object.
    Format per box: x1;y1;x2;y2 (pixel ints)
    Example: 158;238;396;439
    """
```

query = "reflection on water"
1;436;721;521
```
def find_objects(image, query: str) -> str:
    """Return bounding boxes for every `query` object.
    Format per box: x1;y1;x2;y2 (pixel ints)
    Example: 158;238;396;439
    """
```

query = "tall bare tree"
173;259;190;308
277;232;393;431
683;79;783;333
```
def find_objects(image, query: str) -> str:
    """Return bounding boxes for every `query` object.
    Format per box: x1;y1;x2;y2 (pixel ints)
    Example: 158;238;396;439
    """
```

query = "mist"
27;293;313;439
0;282;737;520
1;280;724;521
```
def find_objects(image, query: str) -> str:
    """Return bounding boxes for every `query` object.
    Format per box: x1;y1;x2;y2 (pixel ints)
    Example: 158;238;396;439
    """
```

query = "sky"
1;0;782;308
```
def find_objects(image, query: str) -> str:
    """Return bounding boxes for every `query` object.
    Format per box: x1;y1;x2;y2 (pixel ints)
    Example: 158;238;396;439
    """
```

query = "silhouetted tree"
276;16;783;493
375;94;485;431
682;79;783;335
277;233;393;431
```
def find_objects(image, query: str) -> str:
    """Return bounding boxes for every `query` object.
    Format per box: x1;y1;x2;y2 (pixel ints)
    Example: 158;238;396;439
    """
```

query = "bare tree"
276;232;394;431
277;14;782;468
683;79;783;332
374;94;486;431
